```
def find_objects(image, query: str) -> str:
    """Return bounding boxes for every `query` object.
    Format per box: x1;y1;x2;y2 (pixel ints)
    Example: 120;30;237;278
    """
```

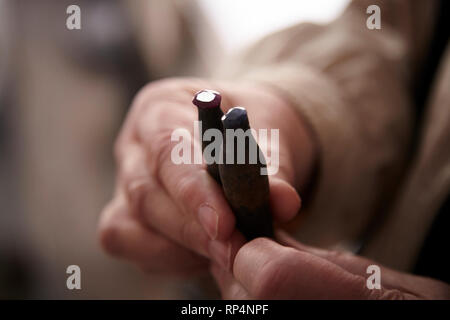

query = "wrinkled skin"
98;78;449;299
211;230;450;300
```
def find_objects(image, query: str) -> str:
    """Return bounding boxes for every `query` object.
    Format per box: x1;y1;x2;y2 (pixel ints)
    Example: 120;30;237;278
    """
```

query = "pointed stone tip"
222;107;249;129
192;89;222;109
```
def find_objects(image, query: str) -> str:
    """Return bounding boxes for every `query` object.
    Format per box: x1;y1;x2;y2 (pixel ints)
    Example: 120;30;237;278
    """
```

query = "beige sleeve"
216;0;438;247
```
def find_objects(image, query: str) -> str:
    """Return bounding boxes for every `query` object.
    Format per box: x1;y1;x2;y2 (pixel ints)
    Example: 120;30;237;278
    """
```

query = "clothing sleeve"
216;0;439;247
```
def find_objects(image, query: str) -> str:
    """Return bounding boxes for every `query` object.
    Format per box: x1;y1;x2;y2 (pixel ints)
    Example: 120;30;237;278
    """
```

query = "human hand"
98;78;316;275
211;230;450;299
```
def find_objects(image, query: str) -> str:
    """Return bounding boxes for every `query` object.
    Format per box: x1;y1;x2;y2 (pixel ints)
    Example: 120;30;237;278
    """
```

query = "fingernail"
208;240;231;271
198;205;219;240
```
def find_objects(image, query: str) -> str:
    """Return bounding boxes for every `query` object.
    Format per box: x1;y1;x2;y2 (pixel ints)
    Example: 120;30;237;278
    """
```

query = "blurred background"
0;0;348;299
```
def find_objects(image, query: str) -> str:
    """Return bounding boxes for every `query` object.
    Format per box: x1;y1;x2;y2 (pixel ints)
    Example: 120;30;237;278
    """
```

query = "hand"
98;78;316;275
211;230;450;299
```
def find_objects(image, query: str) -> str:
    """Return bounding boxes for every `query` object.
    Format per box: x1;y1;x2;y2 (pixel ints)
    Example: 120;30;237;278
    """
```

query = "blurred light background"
198;0;349;54
0;0;348;299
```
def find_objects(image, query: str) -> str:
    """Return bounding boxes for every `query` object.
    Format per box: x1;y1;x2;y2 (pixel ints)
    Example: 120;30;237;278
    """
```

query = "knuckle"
326;249;353;261
98;198;128;257
124;180;147;217
150;127;174;158
142;78;183;94
180;219;195;248
139;241;171;272
149;105;172;125
373;288;405;300
129;79;180;110
98;216;122;257
179;219;208;255
146;129;175;175
174;175;199;208
138;198;157;226
133;187;162;226
138;78;195;102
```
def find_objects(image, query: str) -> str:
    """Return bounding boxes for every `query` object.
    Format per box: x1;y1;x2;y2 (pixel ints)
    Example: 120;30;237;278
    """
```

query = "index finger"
137;101;237;243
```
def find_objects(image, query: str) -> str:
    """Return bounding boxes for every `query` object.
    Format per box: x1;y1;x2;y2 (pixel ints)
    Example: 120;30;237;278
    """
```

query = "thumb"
233;237;382;299
269;177;301;222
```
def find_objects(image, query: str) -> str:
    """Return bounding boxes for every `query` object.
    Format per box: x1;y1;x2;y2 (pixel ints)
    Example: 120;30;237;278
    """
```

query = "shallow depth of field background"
0;0;348;299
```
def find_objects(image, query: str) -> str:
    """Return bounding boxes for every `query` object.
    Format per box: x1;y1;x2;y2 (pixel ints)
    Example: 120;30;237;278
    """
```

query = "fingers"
139;177;211;257
275;230;449;299
158;167;236;242
225;83;313;190
212;234;433;299
269;177;301;222
105;79;310;281
232;238;376;299
115;78;212;156
136;102;237;243
208;230;247;272
125;84;301;256
117;142;150;200
210;263;250;299
98;194;208;275
115;129;214;257
276;229;394;278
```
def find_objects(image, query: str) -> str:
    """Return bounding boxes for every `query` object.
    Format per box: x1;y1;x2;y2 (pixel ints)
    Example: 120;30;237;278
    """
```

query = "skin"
211;230;450;299
98;77;450;298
